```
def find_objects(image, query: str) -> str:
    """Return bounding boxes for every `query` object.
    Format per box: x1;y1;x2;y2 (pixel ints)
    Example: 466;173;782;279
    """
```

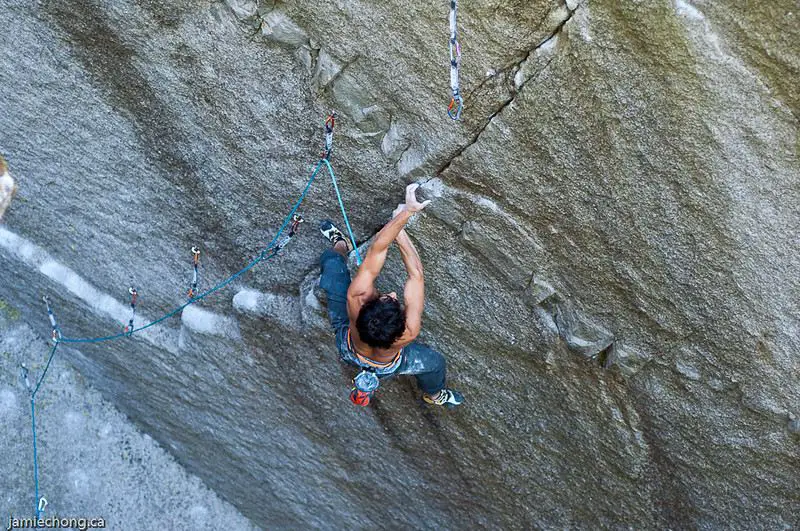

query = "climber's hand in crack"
392;183;431;219
404;183;431;213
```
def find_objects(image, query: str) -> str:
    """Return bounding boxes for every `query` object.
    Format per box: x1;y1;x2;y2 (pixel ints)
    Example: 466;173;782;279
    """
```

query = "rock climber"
318;183;464;408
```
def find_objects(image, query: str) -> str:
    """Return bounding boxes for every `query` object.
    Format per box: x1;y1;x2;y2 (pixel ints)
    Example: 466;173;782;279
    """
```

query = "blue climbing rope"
25;116;365;516
32;342;59;397
25;340;60;518
59;157;324;344
323;158;362;265
31;397;39;518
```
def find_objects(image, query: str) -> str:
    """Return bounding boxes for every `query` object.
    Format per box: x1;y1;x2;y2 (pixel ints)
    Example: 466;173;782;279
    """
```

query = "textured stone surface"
1;0;798;528
0;314;254;529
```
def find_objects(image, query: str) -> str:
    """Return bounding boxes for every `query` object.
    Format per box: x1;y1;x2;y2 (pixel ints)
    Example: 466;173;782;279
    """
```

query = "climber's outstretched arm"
347;184;430;318
346;208;411;312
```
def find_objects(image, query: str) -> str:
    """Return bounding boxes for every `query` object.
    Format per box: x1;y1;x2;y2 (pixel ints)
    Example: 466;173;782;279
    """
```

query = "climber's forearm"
370;208;412;254
396;230;423;279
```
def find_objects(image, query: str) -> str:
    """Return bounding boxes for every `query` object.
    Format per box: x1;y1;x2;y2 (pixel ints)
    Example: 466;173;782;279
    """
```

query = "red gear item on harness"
349;388;372;407
350;369;379;406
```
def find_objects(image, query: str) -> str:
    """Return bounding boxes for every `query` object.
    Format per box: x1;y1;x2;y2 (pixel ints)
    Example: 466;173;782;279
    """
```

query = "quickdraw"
448;0;463;120
21;364;31;392
124;287;137;336
188;246;201;299
323;113;336;160
289;213;304;236
42;296;61;342
272;214;305;254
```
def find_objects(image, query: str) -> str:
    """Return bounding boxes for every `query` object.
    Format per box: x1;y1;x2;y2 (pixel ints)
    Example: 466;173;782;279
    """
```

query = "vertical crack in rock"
463;3;578;103
433;5;579;182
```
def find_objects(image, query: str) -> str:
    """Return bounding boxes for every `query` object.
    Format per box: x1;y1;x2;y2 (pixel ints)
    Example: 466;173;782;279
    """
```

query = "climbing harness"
124;287;137;336
343;329;405;406
24;114;366;517
188;247;201;299
272;214;305;254
323;112;336;160
447;0;464;120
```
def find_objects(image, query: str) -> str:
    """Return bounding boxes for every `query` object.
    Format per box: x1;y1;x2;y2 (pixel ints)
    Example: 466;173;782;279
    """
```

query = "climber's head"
356;292;405;349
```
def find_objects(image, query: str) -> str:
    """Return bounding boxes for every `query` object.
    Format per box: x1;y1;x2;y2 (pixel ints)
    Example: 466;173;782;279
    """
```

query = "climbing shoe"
319;220;352;251
423;389;464;408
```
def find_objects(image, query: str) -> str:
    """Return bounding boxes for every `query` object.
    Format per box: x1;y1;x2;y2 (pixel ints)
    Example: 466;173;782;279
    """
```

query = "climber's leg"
319;220;352;330
319;248;350;330
394;341;464;407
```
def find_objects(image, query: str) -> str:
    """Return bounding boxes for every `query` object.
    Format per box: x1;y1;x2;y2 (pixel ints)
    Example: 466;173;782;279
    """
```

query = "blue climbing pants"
319;249;447;395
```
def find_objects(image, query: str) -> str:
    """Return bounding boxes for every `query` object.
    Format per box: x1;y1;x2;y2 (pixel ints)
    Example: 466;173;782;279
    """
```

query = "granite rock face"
1;0;798;528
0;315;255;530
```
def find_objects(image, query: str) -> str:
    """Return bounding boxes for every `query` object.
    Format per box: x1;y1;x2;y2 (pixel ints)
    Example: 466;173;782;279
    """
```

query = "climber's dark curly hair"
356;296;406;349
